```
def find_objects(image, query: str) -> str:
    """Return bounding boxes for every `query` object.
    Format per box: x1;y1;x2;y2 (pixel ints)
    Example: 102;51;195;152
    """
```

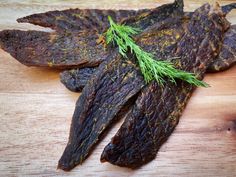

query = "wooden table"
0;0;236;176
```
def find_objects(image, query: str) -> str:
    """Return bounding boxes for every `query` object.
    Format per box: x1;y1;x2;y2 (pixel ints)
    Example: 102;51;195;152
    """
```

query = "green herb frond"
105;16;208;87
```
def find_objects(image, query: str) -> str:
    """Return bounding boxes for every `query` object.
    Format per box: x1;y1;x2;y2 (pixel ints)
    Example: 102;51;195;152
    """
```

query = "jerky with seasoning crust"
208;24;236;72
60;68;97;92
60;67;97;92
17;1;234;33
58;15;187;92
17;0;183;32
17;8;150;33
222;2;236;14
58;52;146;171
0;30;108;68
58;2;185;171
59;3;236;92
1;1;234;70
100;3;230;168
0;0;183;69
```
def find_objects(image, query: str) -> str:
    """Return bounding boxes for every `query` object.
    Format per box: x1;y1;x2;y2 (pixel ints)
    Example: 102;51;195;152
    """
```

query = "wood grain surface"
0;0;236;176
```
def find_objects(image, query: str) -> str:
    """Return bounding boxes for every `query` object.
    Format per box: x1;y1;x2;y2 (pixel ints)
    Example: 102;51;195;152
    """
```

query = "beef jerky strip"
58;4;185;171
100;3;229;168
17;0;183;32
184;3;236;17
121;0;183;30
0;7;150;67
60;68;97;92
59;15;185;92
208;24;236;72
184;3;236;72
0;0;183;69
17;8;149;33
0;30;108;68
222;3;236;14
19;1;233;33
0;1;231;70
59;3;236;92
58;53;146;171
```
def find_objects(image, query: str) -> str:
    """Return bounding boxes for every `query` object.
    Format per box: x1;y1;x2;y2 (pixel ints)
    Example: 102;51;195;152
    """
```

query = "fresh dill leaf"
105;16;209;87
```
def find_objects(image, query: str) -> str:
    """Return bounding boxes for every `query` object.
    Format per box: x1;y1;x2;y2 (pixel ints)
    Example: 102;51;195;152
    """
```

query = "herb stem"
105;16;208;87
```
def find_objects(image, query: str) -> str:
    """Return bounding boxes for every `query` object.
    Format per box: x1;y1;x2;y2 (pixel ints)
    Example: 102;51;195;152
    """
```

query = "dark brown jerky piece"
17;9;149;33
184;3;236;18
122;0;183;30
58;52;145;171
0;30;108;69
222;3;236;14
60;23;236;90
0;0;183;69
207;25;236;72
15;1;233;33
60;68;96;92
17;0;183;32
100;3;229;168
60;68;97;92
59;3;236;92
59;16;187;92
58;4;186;170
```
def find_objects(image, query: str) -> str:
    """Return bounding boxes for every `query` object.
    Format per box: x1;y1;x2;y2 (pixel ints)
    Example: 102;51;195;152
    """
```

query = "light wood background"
0;0;236;176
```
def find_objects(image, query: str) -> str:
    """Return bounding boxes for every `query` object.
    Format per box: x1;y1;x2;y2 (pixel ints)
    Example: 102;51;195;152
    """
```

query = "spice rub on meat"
101;3;230;168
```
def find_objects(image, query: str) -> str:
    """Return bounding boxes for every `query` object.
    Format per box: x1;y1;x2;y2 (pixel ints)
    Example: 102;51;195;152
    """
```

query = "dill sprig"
105;16;208;87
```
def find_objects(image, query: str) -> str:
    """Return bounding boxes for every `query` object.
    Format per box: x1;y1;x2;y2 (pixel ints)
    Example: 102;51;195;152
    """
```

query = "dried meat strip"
222;3;236;14
17;8;149;33
60;67;97;92
18;1;233;33
58;15;187;92
0;0;183;69
121;0;183;30
0;30;108;68
58;2;185;171
59;3;236;92
100;3;230;168
1;1;234;70
58;53;145;171
208;25;236;72
17;0;183;32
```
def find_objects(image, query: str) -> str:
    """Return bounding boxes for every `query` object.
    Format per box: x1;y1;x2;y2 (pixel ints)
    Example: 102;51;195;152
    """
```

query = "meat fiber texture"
207;25;236;72
0;1;235;72
60;2;230;170
58;0;185;171
101;3;230;168
0;0;183;69
59;4;236;92
0;0;235;171
59;1;230;171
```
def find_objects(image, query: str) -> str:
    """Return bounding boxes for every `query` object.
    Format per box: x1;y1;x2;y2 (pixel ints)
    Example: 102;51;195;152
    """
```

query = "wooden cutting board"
0;0;235;176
